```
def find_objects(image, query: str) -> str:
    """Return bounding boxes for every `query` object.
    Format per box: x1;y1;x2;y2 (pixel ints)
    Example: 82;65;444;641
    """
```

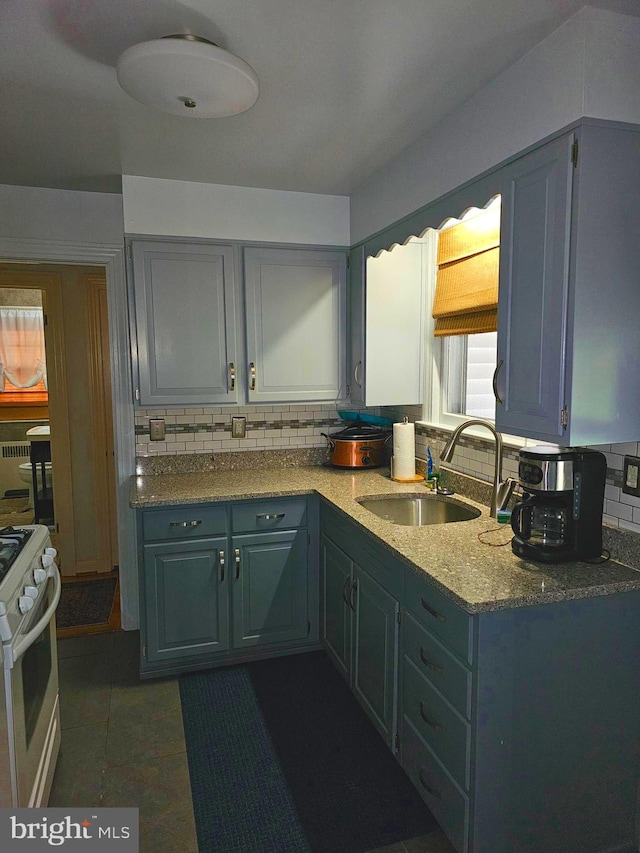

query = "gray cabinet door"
131;240;239;405
352;564;399;748
143;536;229;662
496;133;574;441
244;246;347;402
231;529;308;648
320;535;353;681
348;246;365;405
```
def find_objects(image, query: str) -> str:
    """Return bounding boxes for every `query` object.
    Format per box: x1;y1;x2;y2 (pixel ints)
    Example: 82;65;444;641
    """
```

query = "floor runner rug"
179;650;437;853
56;576;117;629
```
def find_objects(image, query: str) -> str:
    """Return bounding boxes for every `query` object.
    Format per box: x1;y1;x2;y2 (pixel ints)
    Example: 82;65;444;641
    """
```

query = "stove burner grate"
0;527;33;582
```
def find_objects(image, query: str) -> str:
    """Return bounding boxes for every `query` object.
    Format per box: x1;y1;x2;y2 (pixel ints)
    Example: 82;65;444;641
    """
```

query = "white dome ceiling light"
116;34;259;118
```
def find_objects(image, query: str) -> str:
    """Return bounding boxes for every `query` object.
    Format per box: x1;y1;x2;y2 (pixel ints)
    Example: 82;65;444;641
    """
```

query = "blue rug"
179;651;437;853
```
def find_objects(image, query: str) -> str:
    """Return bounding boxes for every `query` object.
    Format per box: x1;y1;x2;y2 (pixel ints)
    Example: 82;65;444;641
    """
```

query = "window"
423;197;500;429
0;306;48;406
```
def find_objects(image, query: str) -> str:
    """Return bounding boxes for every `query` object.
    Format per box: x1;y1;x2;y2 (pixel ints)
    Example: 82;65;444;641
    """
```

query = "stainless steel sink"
357;495;481;526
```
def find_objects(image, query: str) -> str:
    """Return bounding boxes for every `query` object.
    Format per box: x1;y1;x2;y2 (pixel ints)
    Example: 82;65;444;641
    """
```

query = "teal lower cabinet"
402;568;640;853
143;536;229;663
139;498;317;676
320;500;400;750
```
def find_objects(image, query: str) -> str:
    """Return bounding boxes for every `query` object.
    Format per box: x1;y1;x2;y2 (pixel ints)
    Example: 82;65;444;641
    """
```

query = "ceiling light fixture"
116;34;259;118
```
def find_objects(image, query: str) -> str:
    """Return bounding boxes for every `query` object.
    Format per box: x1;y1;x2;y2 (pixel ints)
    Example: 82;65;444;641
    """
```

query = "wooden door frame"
0;270;76;571
0;238;138;629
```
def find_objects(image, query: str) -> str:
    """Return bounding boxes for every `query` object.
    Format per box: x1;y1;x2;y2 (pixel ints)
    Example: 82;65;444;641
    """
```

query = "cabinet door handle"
419;647;444;675
419;702;444;731
354;360;362;387
229;362;236;391
349;578;358;612
256;513;285;521
169;520;202;528
219;550;225;582
492;358;504;405
420;597;446;622
250;362;256;391
418;769;442;799
234;548;241;579
342;575;352;609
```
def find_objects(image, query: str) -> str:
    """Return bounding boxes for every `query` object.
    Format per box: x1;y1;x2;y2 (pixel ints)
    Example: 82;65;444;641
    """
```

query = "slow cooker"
321;423;391;468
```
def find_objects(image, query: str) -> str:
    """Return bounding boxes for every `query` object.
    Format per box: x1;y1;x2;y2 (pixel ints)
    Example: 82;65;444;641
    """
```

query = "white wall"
122;176;350;246
350;6;640;245
0;184;124;244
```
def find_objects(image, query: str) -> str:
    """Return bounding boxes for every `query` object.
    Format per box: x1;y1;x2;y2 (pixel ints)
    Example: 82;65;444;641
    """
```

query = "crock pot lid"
331;423;389;440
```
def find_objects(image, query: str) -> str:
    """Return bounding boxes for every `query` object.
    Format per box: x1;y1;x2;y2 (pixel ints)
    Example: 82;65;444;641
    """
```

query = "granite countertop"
130;466;640;614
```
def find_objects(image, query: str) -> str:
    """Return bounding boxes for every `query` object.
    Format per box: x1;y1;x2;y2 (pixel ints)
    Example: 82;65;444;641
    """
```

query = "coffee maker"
511;446;607;563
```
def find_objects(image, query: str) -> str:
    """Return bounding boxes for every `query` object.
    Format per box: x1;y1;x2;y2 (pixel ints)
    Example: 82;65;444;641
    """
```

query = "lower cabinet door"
352;564;399;748
231;529;308;648
320;535;353;681
143;537;229;662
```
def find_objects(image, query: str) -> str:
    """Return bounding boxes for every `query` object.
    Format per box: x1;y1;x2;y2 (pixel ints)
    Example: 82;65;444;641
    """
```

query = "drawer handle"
349;578;358;611
419;647;444;675
342;575;352;609
169;520;202;528
235;548;241;579
492;358;504;405
420;702;444;731
421;598;446;622
256;513;285;521
418;768;442;800
219;550;225;582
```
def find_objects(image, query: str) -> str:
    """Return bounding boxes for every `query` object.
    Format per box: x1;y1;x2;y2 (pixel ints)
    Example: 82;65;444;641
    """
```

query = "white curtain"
0;307;47;391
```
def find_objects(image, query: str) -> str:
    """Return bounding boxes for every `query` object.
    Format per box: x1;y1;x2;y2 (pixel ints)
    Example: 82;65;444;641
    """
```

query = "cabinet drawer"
404;610;472;720
231;499;307;533
403;657;470;790
142;505;227;541
404;569;473;664
402;719;469;853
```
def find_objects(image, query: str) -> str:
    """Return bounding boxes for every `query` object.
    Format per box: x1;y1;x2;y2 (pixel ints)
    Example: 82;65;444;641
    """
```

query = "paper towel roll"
392;420;415;479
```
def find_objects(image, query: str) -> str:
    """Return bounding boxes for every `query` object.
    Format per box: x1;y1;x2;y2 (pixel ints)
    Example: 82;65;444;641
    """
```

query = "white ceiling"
1;0;638;196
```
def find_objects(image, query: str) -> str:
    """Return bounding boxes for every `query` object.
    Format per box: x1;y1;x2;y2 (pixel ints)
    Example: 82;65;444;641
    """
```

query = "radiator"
0;442;30;497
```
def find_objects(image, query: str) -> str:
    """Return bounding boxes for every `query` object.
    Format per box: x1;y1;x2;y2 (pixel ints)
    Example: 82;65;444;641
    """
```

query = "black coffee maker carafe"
511;446;606;563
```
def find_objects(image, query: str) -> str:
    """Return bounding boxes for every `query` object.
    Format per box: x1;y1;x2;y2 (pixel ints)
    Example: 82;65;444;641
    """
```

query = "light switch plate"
622;455;640;497
149;418;166;441
232;416;246;439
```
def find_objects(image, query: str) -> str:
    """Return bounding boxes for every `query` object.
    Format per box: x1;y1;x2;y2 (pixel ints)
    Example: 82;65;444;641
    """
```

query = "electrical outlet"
149;418;166;441
232;416;246;439
622;455;640;497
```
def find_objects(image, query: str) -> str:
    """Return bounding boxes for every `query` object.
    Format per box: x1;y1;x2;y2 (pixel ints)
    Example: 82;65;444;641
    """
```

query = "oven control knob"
33;567;47;585
45;547;57;558
24;585;38;600
41;553;55;569
18;595;34;614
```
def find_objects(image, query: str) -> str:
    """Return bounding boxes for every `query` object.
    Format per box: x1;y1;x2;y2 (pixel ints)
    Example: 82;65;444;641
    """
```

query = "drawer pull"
219;550;225;582
421;597;446;622
250;362;256;391
418;769;442;799
349;578;358;611
234;548;241;579
419;647;444;675
229;362;236;391
256;513;285;521
169;520;202;528
419;702;444;731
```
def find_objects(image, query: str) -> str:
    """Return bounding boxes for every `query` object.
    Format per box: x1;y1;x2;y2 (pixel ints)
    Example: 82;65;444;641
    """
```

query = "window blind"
432;203;500;336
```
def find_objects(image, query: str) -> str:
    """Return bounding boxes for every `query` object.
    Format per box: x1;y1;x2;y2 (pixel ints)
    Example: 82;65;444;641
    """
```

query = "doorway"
0;265;119;579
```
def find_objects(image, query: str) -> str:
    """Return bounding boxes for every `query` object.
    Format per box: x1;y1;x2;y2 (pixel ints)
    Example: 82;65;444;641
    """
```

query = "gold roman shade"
432;203;500;336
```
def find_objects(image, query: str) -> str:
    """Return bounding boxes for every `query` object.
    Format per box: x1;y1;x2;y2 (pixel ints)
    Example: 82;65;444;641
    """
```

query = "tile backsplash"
135;403;355;456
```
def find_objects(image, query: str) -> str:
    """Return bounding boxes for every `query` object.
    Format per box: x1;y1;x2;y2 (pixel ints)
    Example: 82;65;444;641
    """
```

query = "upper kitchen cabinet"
243;247;346;403
130;240;239;406
349;234;435;407
496;122;640;445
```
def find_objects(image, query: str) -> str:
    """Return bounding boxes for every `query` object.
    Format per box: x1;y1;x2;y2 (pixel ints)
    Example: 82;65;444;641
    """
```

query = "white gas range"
0;525;61;808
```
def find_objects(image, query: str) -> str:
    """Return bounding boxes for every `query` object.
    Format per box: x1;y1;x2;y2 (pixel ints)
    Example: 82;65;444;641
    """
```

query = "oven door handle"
9;563;61;668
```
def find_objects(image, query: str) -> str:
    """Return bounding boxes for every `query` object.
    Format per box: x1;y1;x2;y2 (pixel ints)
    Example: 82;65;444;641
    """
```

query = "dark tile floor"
51;630;455;853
